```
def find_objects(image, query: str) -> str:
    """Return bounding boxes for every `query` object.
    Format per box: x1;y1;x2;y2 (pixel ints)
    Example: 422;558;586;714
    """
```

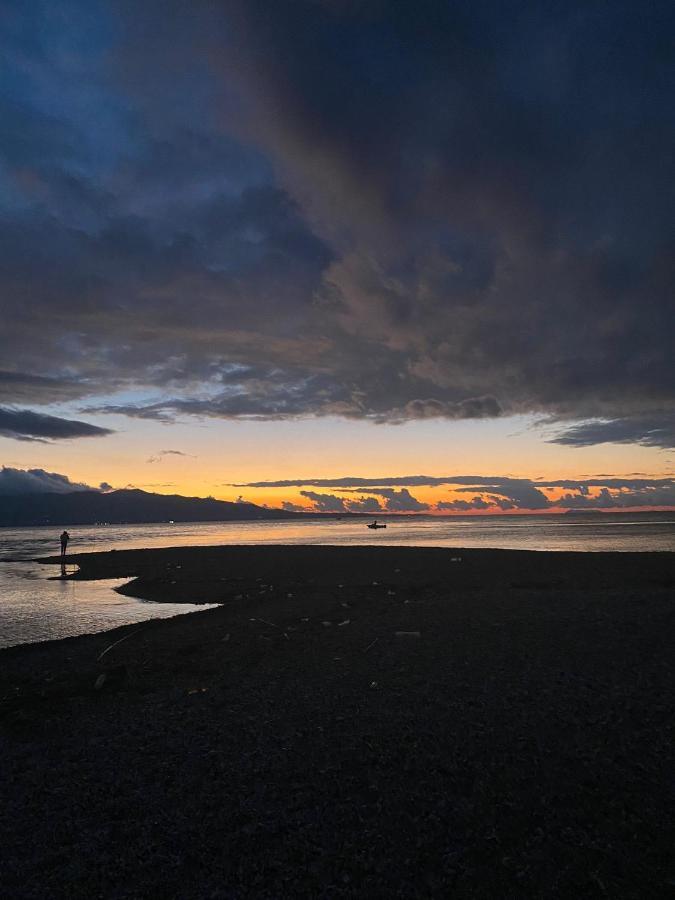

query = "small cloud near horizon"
146;449;195;464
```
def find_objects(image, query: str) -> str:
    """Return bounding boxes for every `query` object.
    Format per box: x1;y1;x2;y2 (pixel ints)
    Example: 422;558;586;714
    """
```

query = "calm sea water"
1;512;673;649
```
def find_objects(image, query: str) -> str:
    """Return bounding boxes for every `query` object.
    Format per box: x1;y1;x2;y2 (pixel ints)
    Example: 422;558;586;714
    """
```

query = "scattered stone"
94;665;128;692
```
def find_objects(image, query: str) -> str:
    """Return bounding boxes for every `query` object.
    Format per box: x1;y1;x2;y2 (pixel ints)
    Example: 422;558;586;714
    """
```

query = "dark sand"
2;546;674;898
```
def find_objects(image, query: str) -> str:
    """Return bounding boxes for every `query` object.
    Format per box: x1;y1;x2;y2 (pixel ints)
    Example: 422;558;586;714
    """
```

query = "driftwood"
97;628;145;663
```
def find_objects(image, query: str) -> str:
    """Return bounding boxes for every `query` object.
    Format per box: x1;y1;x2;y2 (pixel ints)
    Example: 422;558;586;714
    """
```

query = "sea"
1;512;673;649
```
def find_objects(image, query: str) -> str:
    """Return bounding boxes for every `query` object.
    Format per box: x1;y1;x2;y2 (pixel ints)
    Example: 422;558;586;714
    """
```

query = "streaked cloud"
0;408;113;442
146;449;195;463
550;414;675;450
232;474;675;490
239;473;675;512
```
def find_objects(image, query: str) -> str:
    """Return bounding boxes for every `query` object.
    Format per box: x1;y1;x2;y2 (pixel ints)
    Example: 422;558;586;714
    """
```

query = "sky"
1;0;674;513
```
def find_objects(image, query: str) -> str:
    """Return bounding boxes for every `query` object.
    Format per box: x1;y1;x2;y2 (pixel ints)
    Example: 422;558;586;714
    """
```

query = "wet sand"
2;546;674;898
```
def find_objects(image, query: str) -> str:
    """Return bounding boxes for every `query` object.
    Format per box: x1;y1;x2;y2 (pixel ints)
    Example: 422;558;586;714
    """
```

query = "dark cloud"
281;500;306;512
550;413;675;450
298;487;427;512
87;379;501;424
346;488;430;512
346;496;383;513
454;480;549;510
235;473;675;511
299;490;347;512
0;466;97;494
0;371;88;405
437;496;491;511
235;474;675;491
1;1;674;443
0;407;113;442
234;475;482;488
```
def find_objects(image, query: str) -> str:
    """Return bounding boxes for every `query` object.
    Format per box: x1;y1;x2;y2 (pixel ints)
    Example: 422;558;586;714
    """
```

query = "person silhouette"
60;530;70;558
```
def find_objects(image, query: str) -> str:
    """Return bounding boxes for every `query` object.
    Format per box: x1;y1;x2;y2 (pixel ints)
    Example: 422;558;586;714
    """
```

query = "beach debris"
338;584;343;588
287;592;293;598
222;633;230;642
252;617;279;628
395;631;421;638
94;665;128;692
451;557;462;562
188;687;207;695
387;590;396;596
372;581;379;586
97;628;145;662
300;617;309;622
364;637;379;653
394;568;400;573
234;594;243;601
369;681;378;689
322;621;332;627
338;619;351;626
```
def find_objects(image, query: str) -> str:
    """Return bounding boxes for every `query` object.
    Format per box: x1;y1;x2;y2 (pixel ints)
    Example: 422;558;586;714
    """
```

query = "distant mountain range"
0;489;309;527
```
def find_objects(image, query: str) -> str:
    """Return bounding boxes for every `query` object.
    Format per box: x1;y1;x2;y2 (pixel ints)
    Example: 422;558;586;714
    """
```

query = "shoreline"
2;544;674;896
36;543;675;606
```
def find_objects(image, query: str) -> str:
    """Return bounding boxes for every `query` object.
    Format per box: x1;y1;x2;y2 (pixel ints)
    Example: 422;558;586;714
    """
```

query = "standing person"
60;530;70;558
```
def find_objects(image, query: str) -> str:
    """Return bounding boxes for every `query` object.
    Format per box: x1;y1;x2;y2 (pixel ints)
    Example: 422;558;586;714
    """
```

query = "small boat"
367;521;387;529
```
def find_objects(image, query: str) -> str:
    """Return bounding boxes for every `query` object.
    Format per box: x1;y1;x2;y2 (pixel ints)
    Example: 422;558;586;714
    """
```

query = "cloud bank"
0;1;673;446
240;474;675;512
0;466;98;494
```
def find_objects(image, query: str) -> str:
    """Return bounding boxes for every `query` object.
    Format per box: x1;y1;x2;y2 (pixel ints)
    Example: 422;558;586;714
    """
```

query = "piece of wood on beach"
97;627;146;662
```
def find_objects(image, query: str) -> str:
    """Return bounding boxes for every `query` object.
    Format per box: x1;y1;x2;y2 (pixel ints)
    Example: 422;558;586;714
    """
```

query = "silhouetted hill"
0;489;306;527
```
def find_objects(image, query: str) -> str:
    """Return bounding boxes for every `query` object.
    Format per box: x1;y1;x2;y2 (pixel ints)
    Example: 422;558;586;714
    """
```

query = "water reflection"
0;554;217;650
1;513;673;649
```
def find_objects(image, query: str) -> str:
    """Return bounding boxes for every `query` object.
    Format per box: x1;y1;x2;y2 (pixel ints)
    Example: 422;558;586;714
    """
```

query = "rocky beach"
1;545;674;898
